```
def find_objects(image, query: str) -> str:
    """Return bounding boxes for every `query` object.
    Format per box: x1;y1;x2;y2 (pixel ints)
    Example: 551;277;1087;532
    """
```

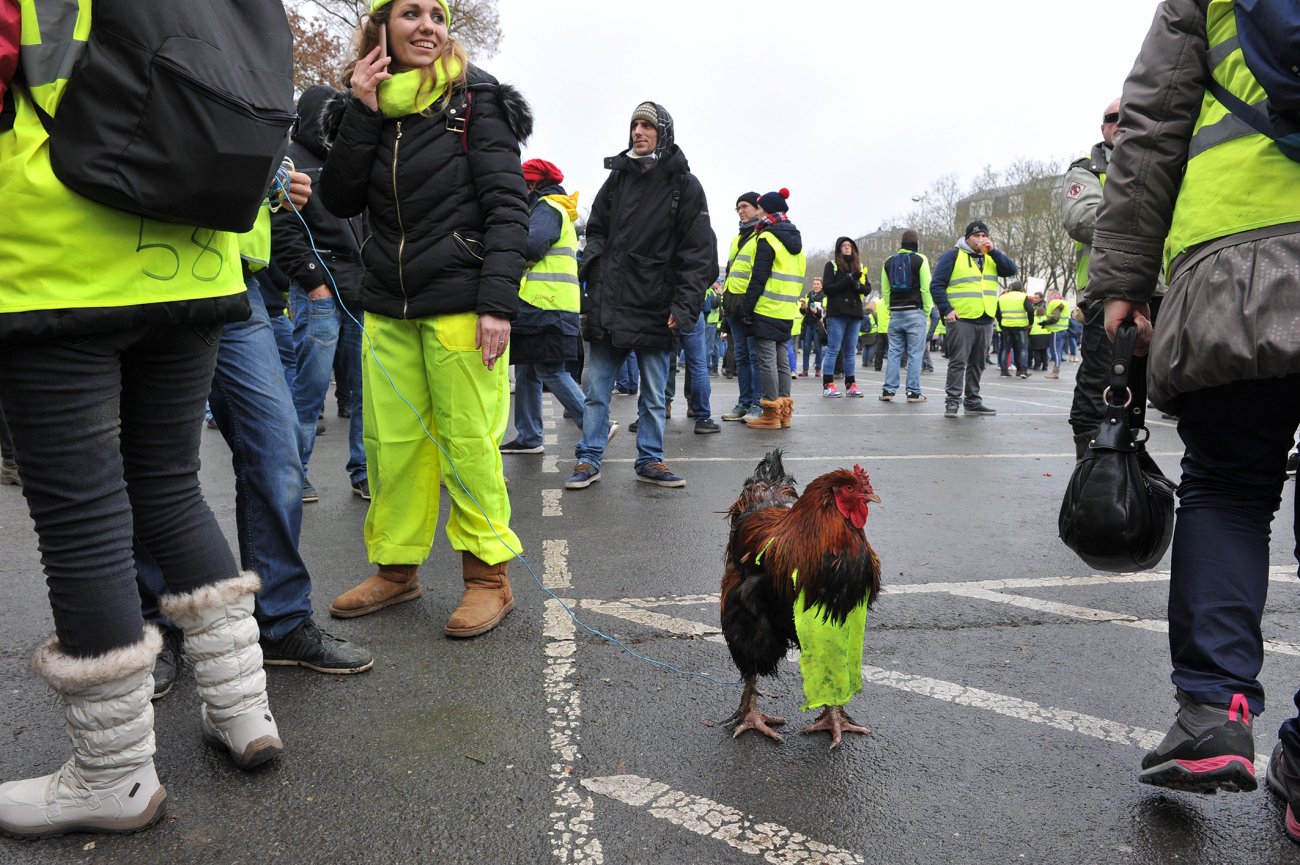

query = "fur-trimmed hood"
320;64;532;150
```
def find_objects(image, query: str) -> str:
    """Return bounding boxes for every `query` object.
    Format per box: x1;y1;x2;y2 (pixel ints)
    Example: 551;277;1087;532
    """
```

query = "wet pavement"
3;356;1299;864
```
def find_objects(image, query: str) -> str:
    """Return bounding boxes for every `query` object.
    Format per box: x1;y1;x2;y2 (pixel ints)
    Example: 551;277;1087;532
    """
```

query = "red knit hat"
522;159;564;184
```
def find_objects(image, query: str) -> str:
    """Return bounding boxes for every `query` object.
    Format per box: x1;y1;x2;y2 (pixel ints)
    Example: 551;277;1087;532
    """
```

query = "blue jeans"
1165;377;1300;722
884;309;928;395
614;351;639;392
678;313;713;419
269;303;296;393
706;324;721;373
290;283;366;484
203;282;314;639
0;320;237;656
577;338;669;472
801;327;824;373
1000;327;1029;373
514;361;587;447
1050;330;1066;366
727;313;760;407
823;315;861;382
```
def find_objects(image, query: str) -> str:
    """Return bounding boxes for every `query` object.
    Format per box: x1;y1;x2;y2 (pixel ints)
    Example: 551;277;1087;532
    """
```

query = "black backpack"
886;251;914;293
1208;0;1300;162
26;0;295;232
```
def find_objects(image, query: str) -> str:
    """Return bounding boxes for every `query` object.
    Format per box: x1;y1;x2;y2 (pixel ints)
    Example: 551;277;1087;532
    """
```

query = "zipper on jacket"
392;120;409;317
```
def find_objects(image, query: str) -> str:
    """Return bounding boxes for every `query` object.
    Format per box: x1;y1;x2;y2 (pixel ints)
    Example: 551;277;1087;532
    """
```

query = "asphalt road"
2;356;1299;865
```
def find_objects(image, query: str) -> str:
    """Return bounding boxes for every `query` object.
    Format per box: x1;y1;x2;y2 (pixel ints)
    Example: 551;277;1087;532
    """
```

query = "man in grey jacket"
1087;0;1300;837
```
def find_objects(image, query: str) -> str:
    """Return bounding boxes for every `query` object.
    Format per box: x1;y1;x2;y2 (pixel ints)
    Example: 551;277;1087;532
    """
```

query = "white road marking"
544;539;572;590
542;489;563;517
542;455;560;474
578;600;720;637
544;419;558;430
545;433;559;445
544;598;604;863
582;775;864;865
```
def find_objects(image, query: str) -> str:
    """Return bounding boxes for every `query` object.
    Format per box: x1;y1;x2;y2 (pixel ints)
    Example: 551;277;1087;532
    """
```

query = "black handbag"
1058;321;1177;571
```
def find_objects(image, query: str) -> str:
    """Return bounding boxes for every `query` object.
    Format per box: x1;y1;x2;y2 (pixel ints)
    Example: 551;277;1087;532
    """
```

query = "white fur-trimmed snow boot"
159;573;282;769
0;627;167;839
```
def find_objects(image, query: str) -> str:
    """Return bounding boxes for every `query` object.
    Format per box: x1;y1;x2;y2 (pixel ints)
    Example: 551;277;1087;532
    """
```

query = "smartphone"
377;23;388;60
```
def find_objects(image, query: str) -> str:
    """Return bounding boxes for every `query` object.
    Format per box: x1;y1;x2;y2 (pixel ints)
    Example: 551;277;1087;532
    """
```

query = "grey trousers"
755;338;792;401
944;318;993;408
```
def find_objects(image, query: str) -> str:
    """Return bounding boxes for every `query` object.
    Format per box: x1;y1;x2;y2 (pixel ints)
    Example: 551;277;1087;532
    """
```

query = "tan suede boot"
779;396;794;428
1046;365;1060;380
743;399;783;430
328;564;421;618
445;552;514;638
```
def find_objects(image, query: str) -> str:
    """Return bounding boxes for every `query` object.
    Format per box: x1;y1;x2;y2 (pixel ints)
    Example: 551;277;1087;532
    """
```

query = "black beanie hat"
757;188;790;214
964;220;990;238
736;191;760;208
900;229;919;248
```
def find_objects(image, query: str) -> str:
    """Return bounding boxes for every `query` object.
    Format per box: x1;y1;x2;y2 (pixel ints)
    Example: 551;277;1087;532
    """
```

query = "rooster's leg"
727;677;785;743
801;705;871;749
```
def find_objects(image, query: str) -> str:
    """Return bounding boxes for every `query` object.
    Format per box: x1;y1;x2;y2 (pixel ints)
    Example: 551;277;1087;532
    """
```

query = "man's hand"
945;310;958;323
667;313;679;330
477;313;511;371
307;284;331;300
287;171;313;210
1103;299;1153;356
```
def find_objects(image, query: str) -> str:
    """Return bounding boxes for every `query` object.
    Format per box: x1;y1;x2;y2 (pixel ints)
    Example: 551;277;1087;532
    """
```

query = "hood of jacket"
296;84;342;159
534;184;580;222
619;101;675;166
761;220;803;256
318;64;533;151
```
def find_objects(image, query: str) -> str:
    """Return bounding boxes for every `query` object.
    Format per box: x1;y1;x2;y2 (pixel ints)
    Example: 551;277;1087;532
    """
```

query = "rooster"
721;449;881;748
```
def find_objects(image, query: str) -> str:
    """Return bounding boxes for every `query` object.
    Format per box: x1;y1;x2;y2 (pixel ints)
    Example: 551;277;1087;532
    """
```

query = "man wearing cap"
930;221;1018;417
566;101;717;490
879;228;933;402
501;159;606;454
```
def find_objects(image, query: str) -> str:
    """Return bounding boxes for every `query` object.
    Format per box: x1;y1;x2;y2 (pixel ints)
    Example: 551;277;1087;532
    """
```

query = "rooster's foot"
731;709;786;743
801;706;871;749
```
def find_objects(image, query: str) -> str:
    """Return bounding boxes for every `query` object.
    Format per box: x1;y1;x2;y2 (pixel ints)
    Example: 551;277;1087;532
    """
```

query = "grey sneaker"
1140;690;1256;793
721;403;748;421
1267;742;1300;843
694;417;721;434
965;404;997;416
302;480;319;503
743;404;764;421
944;404;958;418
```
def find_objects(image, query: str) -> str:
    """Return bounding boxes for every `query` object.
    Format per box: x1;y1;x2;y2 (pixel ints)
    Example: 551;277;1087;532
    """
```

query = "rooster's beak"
867;492;881;505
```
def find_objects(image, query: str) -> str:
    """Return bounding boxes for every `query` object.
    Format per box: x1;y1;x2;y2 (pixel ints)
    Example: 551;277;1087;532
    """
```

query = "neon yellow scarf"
376;60;463;119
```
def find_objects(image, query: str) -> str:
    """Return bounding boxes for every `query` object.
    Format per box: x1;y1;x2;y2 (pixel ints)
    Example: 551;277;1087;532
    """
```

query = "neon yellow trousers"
361;311;520;566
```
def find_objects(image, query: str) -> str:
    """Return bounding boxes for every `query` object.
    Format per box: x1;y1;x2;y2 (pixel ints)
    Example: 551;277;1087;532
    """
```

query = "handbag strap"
1093;322;1143;453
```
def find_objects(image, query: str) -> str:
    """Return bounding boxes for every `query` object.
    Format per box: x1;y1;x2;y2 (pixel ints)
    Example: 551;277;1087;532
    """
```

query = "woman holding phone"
319;0;532;638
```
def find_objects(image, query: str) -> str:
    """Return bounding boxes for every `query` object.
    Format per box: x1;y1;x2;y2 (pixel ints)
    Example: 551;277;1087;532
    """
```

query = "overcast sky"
474;0;1162;262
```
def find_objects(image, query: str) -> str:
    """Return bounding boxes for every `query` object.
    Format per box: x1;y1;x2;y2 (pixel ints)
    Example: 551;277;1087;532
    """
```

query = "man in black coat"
272;84;369;502
565;101;718;490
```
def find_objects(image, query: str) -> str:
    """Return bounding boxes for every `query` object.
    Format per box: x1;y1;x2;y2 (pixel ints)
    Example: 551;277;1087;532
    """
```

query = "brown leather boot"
778;397;794;428
1045;365;1060;380
445;552;514;638
743;399;783;430
328;564;421;618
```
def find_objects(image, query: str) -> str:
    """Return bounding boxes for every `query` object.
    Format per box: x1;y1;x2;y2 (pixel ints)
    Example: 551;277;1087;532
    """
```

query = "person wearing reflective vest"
704;279;724;375
721;192;763;420
879;229;933;402
1043;291;1071;378
995;280;1033;378
739;189;806;430
929;220;1018;417
500;160;593;454
0;0;292;838
1088;0;1300;812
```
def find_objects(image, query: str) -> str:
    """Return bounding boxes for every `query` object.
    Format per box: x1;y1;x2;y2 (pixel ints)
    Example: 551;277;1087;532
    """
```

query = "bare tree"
287;0;504;91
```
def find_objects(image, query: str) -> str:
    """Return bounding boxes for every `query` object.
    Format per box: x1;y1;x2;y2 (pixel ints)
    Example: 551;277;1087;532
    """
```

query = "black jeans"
0;322;239;657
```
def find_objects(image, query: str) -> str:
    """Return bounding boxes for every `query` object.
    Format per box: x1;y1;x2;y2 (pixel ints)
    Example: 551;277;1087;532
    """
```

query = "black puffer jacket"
821;236;868;319
580;103;718;351
318;66;533;321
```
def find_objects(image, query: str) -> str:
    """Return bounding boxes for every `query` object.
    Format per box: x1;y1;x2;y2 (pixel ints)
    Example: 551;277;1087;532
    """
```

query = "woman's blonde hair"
342;4;468;108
